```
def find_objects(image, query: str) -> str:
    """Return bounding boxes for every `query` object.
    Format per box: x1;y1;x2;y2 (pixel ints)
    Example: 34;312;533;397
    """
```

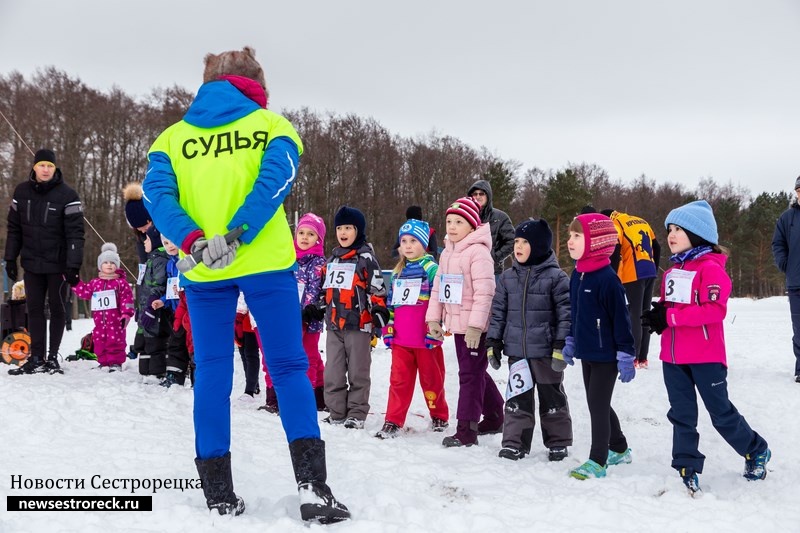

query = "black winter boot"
194;452;245;516
314;386;326;411
288;438;350;524
8;357;46;375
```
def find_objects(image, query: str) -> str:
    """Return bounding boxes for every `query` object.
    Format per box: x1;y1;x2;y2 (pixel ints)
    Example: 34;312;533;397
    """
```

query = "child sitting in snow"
72;243;134;371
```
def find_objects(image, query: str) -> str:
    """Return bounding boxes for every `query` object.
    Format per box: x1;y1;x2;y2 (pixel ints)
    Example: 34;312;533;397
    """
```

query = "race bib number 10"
323;263;356;290
91;289;118;311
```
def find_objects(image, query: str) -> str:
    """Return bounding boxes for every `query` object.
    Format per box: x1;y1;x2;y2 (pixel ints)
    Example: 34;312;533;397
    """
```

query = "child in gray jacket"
487;219;573;461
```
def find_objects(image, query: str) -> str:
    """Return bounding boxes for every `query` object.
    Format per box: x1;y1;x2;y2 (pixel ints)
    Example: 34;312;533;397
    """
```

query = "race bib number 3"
438;274;464;304
323;263;356;290
506;359;534;400
664;270;696;304
91;289;118;311
392;278;422;306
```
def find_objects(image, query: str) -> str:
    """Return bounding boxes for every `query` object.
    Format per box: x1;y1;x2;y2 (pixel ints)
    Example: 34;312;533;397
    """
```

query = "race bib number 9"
438;274;464;304
91;289;118;311
392;278;422;306
323;263;356;290
664;270;696;304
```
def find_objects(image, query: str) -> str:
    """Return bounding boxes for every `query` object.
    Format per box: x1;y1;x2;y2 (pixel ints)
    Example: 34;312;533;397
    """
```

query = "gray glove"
192;234;239;270
464;326;483;350
427;321;444;341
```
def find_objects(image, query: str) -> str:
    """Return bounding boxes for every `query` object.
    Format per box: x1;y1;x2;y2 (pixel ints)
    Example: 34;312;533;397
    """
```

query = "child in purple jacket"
72;243;135;371
642;200;770;496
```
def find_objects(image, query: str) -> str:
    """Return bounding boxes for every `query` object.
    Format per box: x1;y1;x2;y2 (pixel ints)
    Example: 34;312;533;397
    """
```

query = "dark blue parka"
772;199;800;289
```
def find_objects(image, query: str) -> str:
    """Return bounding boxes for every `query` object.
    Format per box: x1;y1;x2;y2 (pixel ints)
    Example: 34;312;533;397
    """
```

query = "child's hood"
448;223;492;254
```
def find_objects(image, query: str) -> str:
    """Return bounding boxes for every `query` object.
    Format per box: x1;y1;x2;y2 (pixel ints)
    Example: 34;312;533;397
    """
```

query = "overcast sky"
1;0;798;195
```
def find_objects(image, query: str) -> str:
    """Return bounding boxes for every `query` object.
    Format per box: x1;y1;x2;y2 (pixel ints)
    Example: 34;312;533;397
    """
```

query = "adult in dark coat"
468;180;515;275
5;149;85;374
771;175;800;382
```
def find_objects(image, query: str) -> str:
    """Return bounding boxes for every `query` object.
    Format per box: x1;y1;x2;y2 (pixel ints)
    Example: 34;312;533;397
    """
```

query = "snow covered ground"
1;297;798;533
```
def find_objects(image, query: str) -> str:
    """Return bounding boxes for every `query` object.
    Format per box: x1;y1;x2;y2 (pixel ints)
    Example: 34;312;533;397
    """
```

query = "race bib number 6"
438;274;464;304
323;263;356;290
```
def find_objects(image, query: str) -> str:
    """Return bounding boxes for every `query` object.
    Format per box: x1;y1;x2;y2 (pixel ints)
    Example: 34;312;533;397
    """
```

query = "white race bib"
392;278;422;306
664;270;696;304
166;276;180;300
506;359;534;400
438;274;464;304
297;281;306;303
91;289;118;311
323;263;356;290
137;264;146;285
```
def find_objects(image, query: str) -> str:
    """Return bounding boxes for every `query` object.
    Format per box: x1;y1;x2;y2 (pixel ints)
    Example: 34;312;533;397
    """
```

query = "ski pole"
176;226;246;274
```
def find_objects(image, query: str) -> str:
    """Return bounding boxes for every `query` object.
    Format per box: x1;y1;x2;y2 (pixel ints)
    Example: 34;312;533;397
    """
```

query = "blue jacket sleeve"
143;152;201;245
227;137;300;244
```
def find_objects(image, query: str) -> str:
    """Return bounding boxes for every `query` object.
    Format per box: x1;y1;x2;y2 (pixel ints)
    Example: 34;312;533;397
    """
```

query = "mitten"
617;351;636;383
65;268;80;286
139;309;158;331
464;326;483;350
5;261;17;282
486;338;503;370
641;301;668;335
303;304;325;323
191;234;238;270
424;333;443;349
427;321;444;341
371;305;391;329
383;324;394;348
120;317;130;330
560;336;576;364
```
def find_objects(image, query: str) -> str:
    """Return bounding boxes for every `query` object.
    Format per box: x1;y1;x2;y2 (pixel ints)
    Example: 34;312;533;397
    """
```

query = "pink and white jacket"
659;252;730;366
426;223;496;334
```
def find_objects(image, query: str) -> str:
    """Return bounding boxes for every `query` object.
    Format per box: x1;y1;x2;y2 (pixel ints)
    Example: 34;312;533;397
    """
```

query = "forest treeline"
0;68;790;298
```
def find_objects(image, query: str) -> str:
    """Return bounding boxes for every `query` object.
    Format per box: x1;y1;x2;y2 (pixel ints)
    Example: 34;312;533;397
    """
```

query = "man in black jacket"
5;149;85;375
468;179;515;275
772;175;800;383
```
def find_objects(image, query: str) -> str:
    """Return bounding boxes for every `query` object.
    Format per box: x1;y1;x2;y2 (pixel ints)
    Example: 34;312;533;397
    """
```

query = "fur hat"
123;182;151;229
97;242;121;270
398;219;431;249
296;212;326;243
203;46;268;93
575;214;618;260
665;200;718;246
33;149;56;166
446;197;482;229
515;218;553;262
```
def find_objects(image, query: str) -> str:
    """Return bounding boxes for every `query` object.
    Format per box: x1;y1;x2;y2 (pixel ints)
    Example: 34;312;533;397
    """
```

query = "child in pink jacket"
72;243;135;371
426;197;504;447
642;200;770;496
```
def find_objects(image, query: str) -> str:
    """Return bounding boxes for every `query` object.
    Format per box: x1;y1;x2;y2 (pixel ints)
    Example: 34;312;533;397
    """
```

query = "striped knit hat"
446;197;482;229
575;213;618;260
398;219;430;249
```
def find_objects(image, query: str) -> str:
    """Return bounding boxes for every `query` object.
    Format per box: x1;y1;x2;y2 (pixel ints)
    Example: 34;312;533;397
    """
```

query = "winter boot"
45;355;64;375
194;452;245;516
743;448;771;480
288;438;350;524
498;447;526;460
431;417;449;432
680;468;702;497
160;372;181;388
314;386;326;411
375;422;401;439
258;387;279;414
477;415;504;435
442;420;479;447
548;446;569;462
8;357;46;375
607;448;632;466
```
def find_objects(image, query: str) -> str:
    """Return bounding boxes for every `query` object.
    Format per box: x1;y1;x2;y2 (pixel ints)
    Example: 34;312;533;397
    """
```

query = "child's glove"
371;305;391;329
427;321;444;341
120;317;130;330
383;324;394;348
464;326;483;350
302;304;325;323
617;351;636;383
424;334;443;349
641;301;668;335
191;234;239;270
551;338;570;371
139;309;158;331
558;336;576;366
486;338;503;370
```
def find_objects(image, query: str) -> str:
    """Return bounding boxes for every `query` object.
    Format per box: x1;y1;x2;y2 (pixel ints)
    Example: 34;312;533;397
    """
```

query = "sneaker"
343;417;364;429
680;469;702;497
322;416;345;425
431;418;449;432
498;447;526;461
108;364;122;373
45;357;64;374
569;459;607;480
743;448;771;480
375;422;400;439
8;359;47;375
607;448;632;466
548;446;569;462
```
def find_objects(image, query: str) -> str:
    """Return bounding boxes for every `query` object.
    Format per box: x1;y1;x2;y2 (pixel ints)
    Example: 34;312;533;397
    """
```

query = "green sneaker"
569;459;607;480
607;448;632;466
